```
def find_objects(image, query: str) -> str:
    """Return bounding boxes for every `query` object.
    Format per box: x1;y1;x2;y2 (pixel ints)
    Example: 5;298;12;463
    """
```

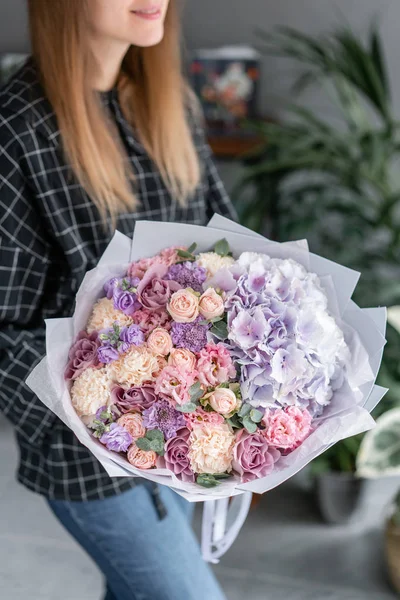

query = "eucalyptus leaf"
136;437;152;451
176;402;198;413
214;238;230;257
187;242;197;254
210;320;228;340
250;409;264;423
242;417;258;434
146;429;164;443
238;403;252;418
196;474;220;488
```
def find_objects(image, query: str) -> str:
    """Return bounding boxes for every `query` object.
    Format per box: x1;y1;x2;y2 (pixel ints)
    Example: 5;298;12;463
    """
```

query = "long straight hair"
27;0;200;226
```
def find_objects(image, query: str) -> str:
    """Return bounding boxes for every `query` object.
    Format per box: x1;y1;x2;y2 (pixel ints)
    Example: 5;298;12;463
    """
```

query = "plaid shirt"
0;58;236;501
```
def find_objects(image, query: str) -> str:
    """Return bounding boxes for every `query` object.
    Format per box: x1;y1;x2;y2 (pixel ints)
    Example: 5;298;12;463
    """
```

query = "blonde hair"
27;0;200;226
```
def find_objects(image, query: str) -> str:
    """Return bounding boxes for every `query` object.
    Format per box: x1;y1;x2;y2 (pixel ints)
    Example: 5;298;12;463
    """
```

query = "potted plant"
232;23;400;518
357;406;400;593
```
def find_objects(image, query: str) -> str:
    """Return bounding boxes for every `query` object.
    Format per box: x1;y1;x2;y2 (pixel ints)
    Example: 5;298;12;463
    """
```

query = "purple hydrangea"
142;399;186;440
171;317;210;353
165;261;207;293
100;423;132;452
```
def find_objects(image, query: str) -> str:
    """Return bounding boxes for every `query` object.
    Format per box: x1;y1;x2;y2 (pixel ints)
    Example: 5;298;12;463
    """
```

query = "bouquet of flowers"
26;215;387;559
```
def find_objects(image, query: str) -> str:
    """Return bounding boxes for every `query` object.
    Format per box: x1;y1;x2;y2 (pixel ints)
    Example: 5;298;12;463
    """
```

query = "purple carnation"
165;261;207;293
112;385;157;413
120;324;144;346
64;330;101;380
97;344;119;364
100;423;132;452
143;399;186;440
171;317;210;353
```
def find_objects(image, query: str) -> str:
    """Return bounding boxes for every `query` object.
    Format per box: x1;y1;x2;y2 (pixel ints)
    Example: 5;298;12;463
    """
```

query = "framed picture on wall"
0;53;29;86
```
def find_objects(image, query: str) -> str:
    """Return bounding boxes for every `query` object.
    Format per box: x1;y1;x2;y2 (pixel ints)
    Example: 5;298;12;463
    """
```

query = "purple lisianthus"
165;261;207;293
143;399;186;440
136;264;180;311
64;330;101;380
120;324;145;346
95;404;120;424
97;344;120;364
232;430;280;483
104;277;119;299
112;385;157;413
100;423;132;452
158;427;195;483
171;317;210;353
113;288;140;316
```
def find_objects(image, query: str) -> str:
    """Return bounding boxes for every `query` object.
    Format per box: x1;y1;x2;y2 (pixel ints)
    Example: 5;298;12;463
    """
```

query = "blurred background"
1;0;400;598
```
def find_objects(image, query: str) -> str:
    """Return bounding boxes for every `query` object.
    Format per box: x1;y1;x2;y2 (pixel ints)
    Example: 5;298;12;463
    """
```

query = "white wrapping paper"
25;217;387;560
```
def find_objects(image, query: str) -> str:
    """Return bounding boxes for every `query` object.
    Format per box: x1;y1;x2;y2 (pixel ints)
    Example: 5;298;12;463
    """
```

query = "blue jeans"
47;482;225;600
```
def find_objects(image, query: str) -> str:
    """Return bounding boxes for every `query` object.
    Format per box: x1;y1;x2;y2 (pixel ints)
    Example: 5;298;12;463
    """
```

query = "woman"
0;1;235;598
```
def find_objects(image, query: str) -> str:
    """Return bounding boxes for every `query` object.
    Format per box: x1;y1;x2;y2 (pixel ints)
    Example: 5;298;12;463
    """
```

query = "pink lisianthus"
155;365;197;406
196;342;236;387
262;407;312;450
184;407;225;430
130;308;171;334
128;247;187;280
233;430;281;483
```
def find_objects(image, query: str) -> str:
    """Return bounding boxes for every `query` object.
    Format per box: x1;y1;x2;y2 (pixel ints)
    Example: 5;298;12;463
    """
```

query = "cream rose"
168;289;199;323
196;252;235;278
117;414;146;441
207;388;240;416
188;424;235;474
168;348;197;372
127;443;157;470
199;288;225;320
147;327;173;356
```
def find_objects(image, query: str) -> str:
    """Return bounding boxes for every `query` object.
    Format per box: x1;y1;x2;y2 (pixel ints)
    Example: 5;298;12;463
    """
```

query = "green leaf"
136;437;152;451
187;242;197;254
146;429;164;443
210;320;228;340
196;474;220;488
214;238;230;257
177;250;195;261
250;409;264;423
150;439;165;456
227;415;242;429
176;402;198;413
213;473;232;480
238;403;252;418
243;417;257;434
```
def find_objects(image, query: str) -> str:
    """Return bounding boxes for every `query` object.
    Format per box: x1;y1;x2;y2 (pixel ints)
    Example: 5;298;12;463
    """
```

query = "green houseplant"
233;24;399;519
357;407;400;593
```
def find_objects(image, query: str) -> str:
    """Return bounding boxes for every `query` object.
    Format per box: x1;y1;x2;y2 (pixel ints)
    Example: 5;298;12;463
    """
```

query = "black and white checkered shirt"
0;58;237;501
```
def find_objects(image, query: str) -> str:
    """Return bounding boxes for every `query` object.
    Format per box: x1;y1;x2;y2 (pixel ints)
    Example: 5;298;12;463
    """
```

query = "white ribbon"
201;492;253;563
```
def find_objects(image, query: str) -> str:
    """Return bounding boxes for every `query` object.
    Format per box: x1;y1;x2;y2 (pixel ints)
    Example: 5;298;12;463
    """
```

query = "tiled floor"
0;416;399;600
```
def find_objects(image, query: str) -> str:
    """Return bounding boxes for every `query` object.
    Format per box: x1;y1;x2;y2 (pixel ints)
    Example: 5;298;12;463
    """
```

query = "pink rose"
155;365;197;406
168;289;199;323
117;413;146;441
131;308;171;334
196;342;236;387
168;348;197;372
157;427;195;482
233;430;281;483
136;264;179;311
147;327;173;356
262;407;312;450
64;331;101;380
127;443;157;469
111;385;157;412
184;407;225;430
198;288;225;320
207;388;240;416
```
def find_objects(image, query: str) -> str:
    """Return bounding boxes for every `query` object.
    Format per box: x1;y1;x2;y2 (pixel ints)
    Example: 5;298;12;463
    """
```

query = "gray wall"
2;0;400;116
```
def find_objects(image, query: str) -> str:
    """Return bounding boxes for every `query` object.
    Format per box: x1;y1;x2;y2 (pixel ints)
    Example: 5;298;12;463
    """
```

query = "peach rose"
168;348;197;372
127;443;157;470
117;414;146;441
207;387;240;416
199;288;225;320
167;289;199;323
147;327;173;356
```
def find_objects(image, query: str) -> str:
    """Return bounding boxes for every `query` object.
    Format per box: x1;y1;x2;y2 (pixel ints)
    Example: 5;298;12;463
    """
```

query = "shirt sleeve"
0;119;57;445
